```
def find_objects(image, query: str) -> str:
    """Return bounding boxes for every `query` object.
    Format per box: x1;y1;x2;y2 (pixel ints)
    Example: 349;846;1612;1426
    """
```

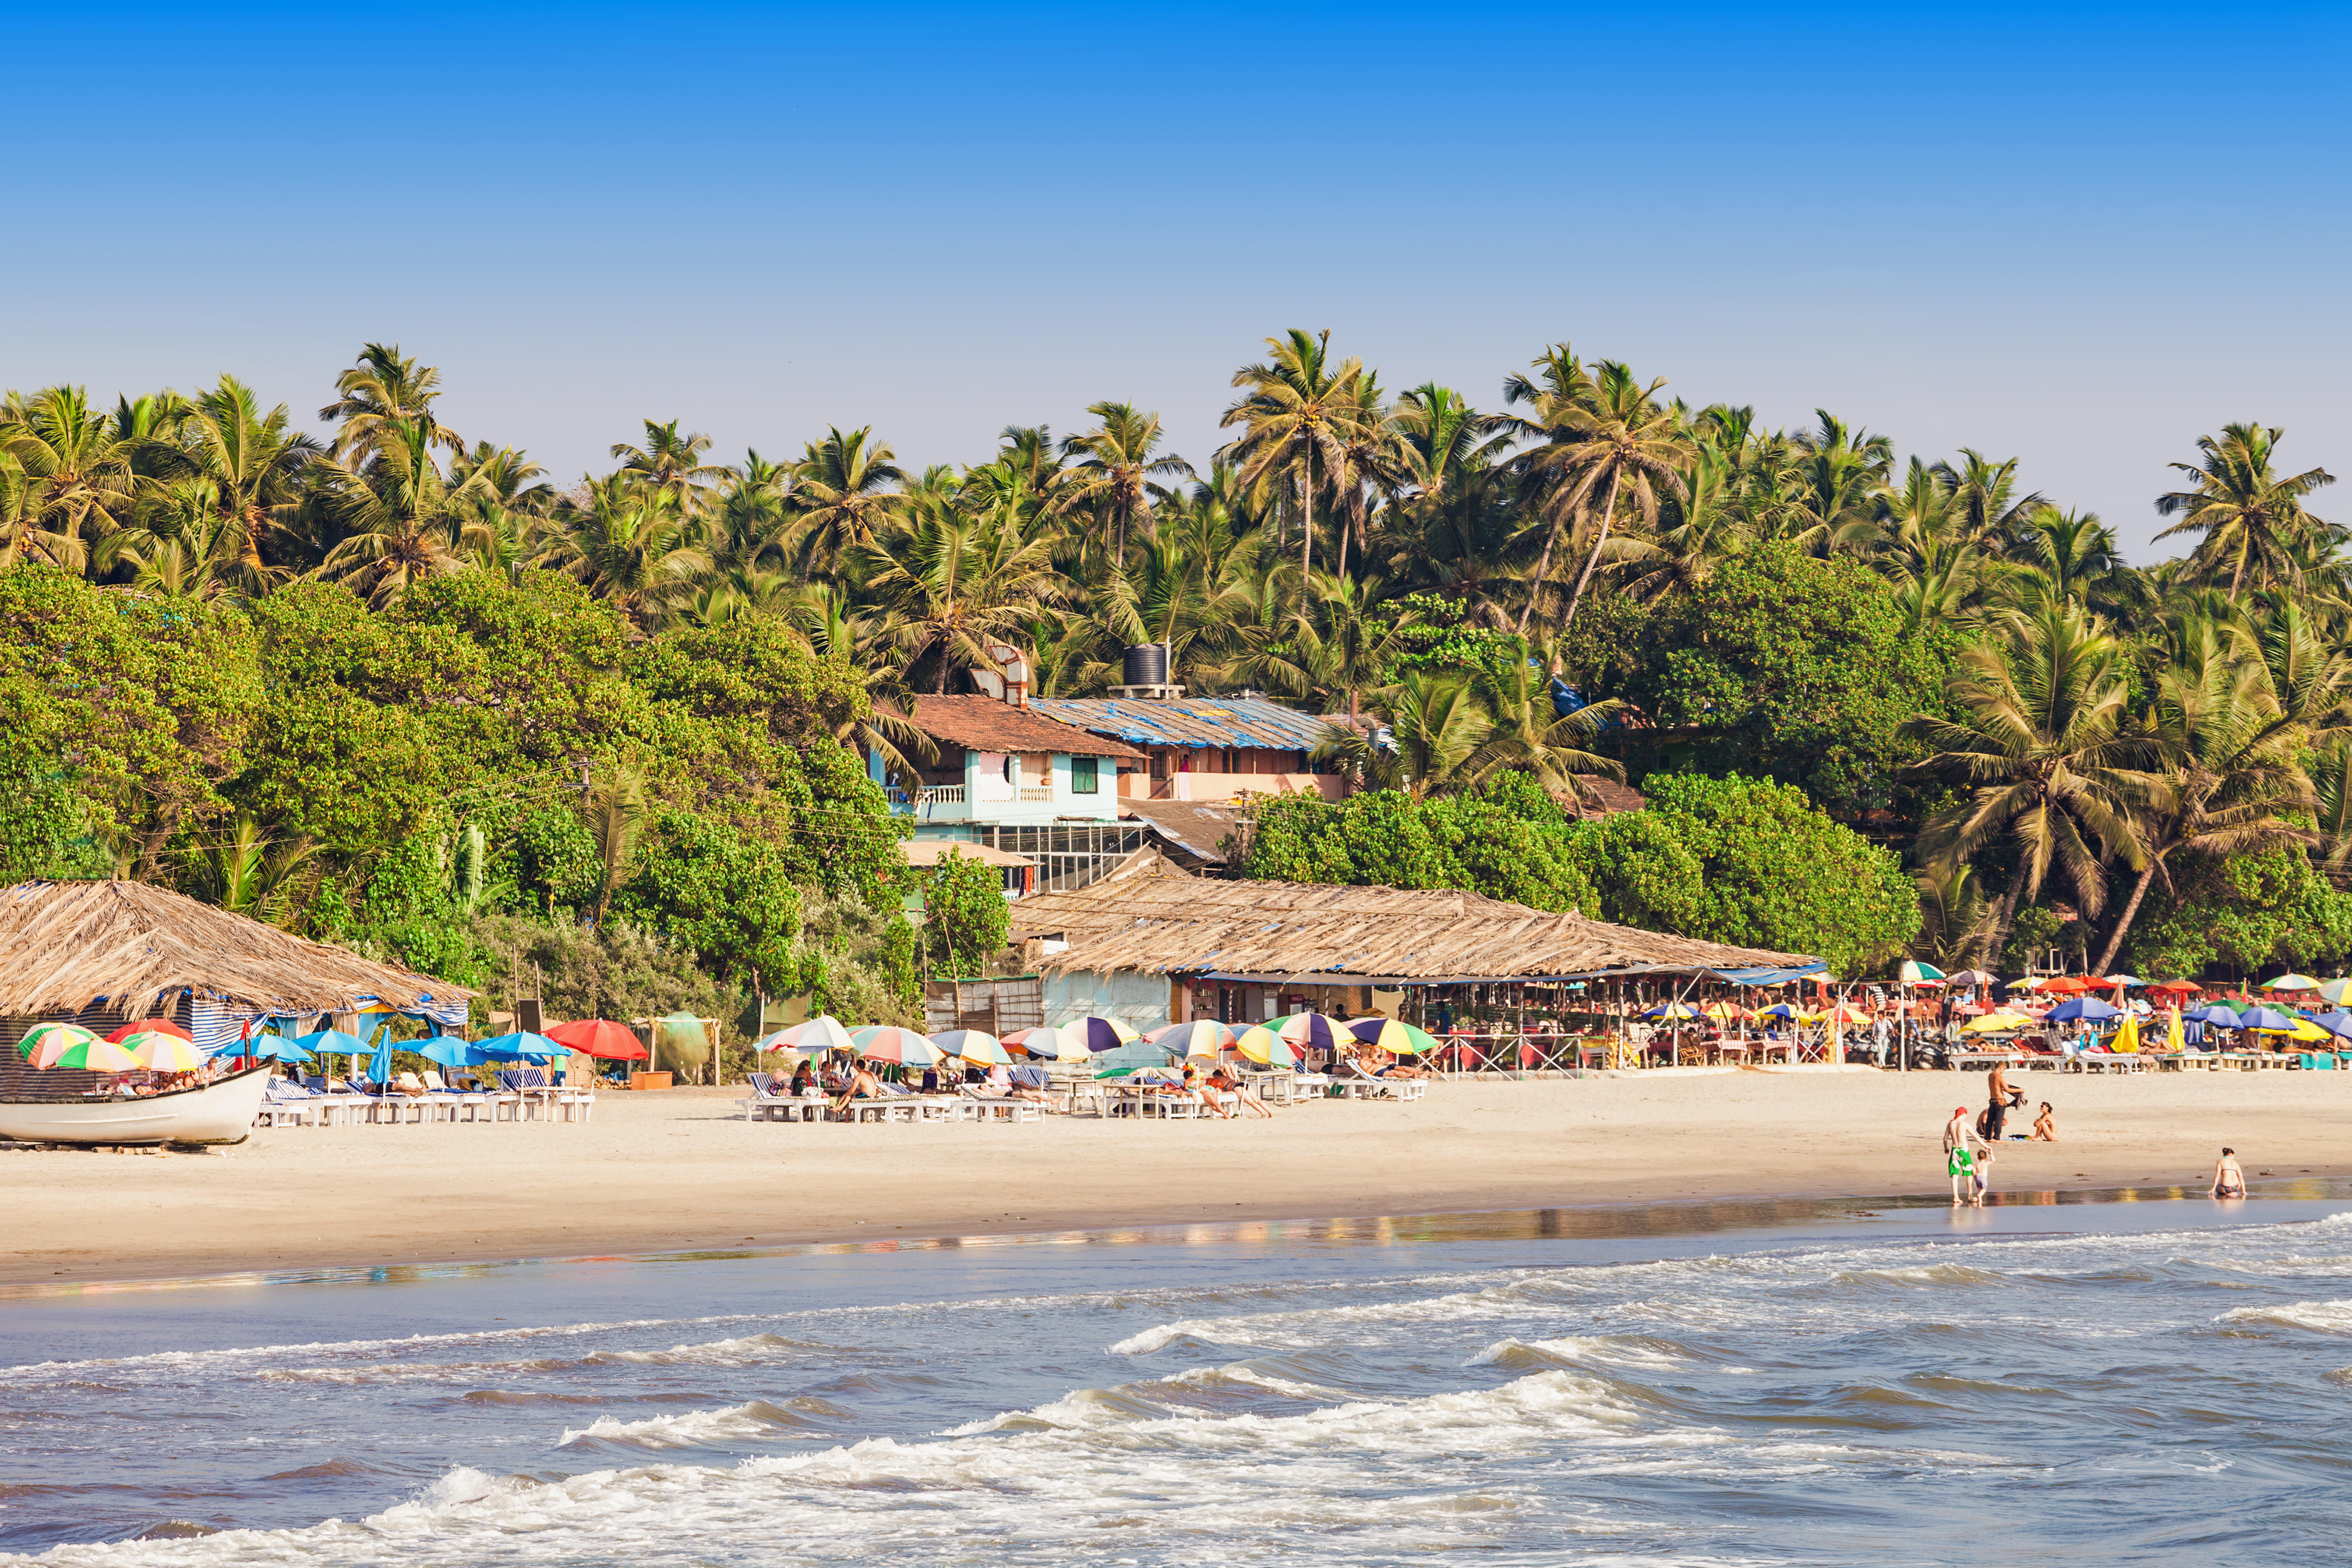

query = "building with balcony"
878;696;1152;893
1025;694;1348;802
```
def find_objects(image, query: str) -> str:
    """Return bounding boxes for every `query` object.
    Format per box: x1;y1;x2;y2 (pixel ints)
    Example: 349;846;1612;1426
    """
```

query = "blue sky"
4;2;2345;557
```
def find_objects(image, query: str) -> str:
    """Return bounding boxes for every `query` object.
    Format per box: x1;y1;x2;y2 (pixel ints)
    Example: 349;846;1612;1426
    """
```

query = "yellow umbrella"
1233;1025;1296;1067
127;1030;207;1071
2287;1018;2333;1043
2167;1005;2184;1052
2111;1013;2141;1054
1961;1012;2028;1033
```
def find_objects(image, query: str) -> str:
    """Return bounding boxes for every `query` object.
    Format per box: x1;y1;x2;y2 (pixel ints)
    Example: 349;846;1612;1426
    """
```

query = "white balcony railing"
1017;786;1053;802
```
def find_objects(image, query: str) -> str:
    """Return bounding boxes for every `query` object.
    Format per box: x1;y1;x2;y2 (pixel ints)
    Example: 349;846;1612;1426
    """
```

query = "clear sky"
4;2;2345;558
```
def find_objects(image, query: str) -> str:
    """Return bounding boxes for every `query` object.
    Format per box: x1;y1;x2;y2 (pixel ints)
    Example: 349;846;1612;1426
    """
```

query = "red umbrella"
546;1019;648;1060
2038;976;2092;995
104;1016;193;1043
2146;979;2202;996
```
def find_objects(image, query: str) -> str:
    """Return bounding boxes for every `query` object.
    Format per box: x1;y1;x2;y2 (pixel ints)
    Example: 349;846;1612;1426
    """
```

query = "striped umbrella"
1640;1001;1702;1021
1000;1027;1068;1059
125;1030;206;1071
930;1029;1011;1066
1233;1025;1296;1067
41;1034;141;1071
1149;1020;1234;1058
18;1022;96;1061
852;1025;941;1066
102;1017;192;1044
1268;1012;1345;1051
1345;1018;1440;1055
1057;1016;1140;1054
755;1015;856;1057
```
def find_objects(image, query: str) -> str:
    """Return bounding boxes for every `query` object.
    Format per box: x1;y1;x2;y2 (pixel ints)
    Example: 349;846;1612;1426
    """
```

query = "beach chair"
738;1070;788;1122
258;1078;319;1128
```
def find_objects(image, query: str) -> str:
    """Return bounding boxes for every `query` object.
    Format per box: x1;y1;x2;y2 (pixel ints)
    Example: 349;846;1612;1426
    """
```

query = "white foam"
2219;1298;2352;1334
1473;1336;1684;1371
558;1400;815;1449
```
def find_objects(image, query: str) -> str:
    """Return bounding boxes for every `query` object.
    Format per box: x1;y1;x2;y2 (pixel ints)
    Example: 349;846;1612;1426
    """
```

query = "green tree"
922;848;1010;976
618;810;808;993
2155;423;2336;599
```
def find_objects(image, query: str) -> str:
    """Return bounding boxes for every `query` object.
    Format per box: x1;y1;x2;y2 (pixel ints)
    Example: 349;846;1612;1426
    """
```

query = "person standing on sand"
2211;1147;2246;1198
1985;1061;2023;1141
1946;1105;1991;1207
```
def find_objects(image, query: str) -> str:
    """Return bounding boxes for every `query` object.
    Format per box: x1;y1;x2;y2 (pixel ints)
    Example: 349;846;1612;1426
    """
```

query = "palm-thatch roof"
1007;850;1814;982
0;880;477;1019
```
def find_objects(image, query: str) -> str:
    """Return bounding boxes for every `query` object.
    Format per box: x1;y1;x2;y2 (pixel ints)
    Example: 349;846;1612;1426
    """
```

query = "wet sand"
4;1070;2346;1286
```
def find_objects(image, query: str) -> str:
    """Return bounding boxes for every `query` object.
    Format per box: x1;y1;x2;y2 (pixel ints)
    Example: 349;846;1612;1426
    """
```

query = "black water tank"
1122;643;1168;687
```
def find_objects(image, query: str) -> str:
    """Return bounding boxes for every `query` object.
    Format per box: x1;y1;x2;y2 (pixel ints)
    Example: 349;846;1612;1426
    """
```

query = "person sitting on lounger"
1333;1049;1377;1080
2032;1101;2056;1142
1181;1062;1234;1118
788;1061;818;1097
1207;1065;1273;1118
829;1065;887;1112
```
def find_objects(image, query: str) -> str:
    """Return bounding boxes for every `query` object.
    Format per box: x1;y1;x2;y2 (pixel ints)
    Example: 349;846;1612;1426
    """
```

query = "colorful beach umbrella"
124;1030;206;1071
1345;1018;1440;1055
547;1018;648;1060
1268;1012;1345;1050
1898;959;1945;984
102;1016;192;1044
852;1025;942;1066
1000;1026;1067;1058
1960;1012;2029;1033
2146;979;2202;996
2262;973;2321;992
1760;1002;1799;1019
41;1034;142;1071
1944;969;1998;987
755;1015;856;1057
2045;997;2121;1023
2316;978;2352;1005
17;1021;96;1061
1233;1025;1296;1067
1148;1020;1234;1058
2237;1006;2301;1032
931;1028;1011;1066
1640;1001;1702;1021
1057;1016;1140;1054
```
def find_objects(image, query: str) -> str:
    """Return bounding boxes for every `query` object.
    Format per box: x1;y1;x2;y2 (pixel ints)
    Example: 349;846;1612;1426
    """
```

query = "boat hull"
0;1066;274;1146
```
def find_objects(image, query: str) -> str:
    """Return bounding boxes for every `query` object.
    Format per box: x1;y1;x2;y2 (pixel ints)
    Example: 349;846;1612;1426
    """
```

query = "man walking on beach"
1946;1105;1991;1207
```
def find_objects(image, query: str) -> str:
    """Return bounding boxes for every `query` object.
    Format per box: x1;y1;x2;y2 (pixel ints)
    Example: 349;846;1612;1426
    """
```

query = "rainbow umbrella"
1640;1001;1702;1021
18;1021;96;1061
2262;973;2321;992
755;1015;856;1057
1000;1026;1068;1058
1268;1012;1345;1051
931;1029;1011;1066
1345;1018;1440;1055
41;1034;141;1071
125;1030;206;1071
1148;1020;1234;1058
1056;1016;1140;1054
853;1025;942;1066
1233;1025;1296;1067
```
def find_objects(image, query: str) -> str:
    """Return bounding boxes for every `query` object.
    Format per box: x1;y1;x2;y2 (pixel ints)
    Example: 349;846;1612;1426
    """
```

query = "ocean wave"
582;1332;822;1367
557;1398;838;1449
1473;1335;1687;1371
2218;1299;2352;1334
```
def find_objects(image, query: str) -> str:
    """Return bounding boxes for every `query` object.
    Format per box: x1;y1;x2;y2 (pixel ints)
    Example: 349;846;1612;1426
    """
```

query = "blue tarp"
1701;964;1829;986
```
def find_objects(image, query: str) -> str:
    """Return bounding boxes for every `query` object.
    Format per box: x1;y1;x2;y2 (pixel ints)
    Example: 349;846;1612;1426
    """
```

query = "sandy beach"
4;1070;2346;1287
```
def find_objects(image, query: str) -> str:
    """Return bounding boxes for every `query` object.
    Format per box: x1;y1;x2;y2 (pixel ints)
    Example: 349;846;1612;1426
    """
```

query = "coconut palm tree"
143;376;323;592
2091;615;2316;971
1463;655;1626;809
1312;670;1494;799
0;385;138;567
2155;423;2336;598
1057;401;1193;563
611;418;730;512
534;477;712;624
790;426;905;571
1789;410;1894;554
1903;604;2152;959
857;501;1063;695
1220;329;1371;595
1512;359;1692;634
319;343;460;461
315;420;494;606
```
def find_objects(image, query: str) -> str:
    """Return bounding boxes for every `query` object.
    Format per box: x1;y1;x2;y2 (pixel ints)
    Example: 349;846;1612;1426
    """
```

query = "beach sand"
4;1070;2346;1286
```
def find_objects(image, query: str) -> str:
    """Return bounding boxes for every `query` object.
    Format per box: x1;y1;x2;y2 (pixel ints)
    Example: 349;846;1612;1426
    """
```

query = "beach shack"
0;879;475;1099
1004;850;1822;1072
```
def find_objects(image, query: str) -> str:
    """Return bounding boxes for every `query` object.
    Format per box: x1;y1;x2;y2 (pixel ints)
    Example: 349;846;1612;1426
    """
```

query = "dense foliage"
1242;772;1917;974
4;338;2345;981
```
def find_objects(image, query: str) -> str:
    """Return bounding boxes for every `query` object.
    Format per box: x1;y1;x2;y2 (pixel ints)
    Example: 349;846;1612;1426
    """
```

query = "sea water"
4;1187;2351;1565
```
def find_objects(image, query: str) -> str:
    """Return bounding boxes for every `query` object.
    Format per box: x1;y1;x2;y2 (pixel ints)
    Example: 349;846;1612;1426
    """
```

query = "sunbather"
1181;1062;1234;1118
829;1065;887;1112
2031;1101;2056;1142
1207;1065;1273;1118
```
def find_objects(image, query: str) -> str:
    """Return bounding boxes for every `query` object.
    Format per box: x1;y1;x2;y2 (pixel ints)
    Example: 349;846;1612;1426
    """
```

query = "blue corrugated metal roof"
1028;696;1333;752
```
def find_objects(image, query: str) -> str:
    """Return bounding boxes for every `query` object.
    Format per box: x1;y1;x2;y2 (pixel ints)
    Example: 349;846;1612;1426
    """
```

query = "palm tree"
534;477;712;624
315;420;493;606
1463;655;1626;809
1903;605;2152;960
1323;374;1404;583
1220;329;1370;595
0;385;138;567
145;375;323;594
2003;506;2149;619
1312;670;1494;799
318;343;460;461
1789;410;1894;554
611;419;730;512
1057;401;1193;563
1935;449;2045;553
790;426;904;571
1513;359;1692;634
2155;423;2336;598
857;502;1063;695
2090;616;2316;971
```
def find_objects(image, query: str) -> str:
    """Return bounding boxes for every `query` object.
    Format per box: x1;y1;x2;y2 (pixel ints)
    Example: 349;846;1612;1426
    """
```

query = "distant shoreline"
6;1078;2348;1291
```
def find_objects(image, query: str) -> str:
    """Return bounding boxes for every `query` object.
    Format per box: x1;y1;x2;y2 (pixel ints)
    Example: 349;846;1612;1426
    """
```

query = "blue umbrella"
2238;1006;2300;1033
2313;1011;2352;1040
242;1033;315;1063
2045;997;2121;1023
2184;1005;2242;1028
472;1030;566;1061
416;1037;484;1068
296;1027;375;1056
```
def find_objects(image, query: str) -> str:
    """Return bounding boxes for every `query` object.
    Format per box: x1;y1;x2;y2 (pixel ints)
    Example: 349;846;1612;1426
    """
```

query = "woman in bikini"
2211;1147;2246;1199
2031;1101;2056;1142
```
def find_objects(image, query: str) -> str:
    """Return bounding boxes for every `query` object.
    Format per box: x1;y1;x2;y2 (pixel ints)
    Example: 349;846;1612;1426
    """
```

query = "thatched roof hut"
0;880;475;1027
1006;850;1815;983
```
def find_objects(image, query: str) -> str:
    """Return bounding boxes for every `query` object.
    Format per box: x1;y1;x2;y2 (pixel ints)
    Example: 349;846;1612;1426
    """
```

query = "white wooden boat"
0;1065;273;1146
